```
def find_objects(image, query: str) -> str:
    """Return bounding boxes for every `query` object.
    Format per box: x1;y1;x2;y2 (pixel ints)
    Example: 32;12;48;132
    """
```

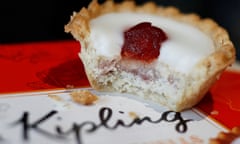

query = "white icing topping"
90;12;214;73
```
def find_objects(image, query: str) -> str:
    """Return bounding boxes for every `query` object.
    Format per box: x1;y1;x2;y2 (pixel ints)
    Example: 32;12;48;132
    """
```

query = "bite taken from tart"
65;0;235;111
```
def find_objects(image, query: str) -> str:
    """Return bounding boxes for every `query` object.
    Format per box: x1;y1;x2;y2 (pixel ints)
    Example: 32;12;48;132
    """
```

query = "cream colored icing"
89;12;214;74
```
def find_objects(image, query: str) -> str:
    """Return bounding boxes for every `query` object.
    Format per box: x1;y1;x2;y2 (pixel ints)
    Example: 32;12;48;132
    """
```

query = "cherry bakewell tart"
65;0;235;111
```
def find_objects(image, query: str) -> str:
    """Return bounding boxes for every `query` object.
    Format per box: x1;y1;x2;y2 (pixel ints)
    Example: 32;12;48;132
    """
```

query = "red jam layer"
121;22;167;63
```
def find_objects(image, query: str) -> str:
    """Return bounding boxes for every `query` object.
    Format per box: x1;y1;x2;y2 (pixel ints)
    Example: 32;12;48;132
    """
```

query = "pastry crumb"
48;94;63;101
128;111;139;119
209;126;240;144
66;84;75;89
70;90;98;105
210;110;219;115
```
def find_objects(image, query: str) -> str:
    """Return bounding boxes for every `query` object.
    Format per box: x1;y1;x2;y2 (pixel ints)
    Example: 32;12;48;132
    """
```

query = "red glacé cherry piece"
121;22;167;62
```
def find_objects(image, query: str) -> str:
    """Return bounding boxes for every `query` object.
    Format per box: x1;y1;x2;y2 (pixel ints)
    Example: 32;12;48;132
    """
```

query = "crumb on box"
66;84;75;89
128;111;139;119
70;90;98;105
48;94;63;101
209;126;240;144
210;110;219;115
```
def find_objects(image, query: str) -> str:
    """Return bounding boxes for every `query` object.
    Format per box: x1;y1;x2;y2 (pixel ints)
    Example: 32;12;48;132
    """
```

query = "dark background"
0;0;239;60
